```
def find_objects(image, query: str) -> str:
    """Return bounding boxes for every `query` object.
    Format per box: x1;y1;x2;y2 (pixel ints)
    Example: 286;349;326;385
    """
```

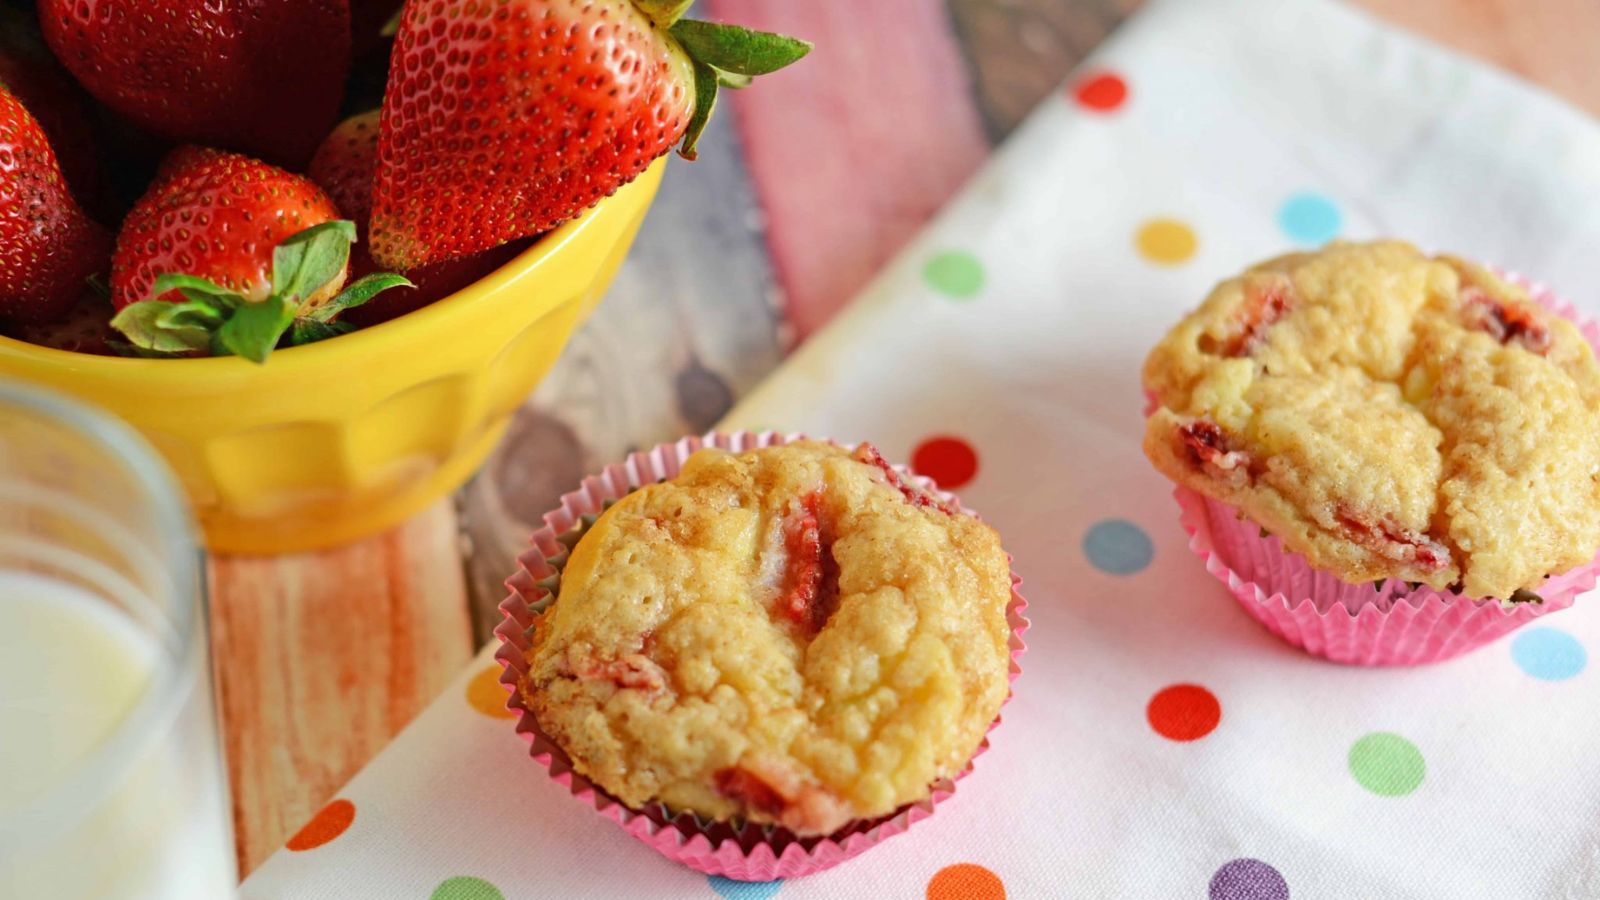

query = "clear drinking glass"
0;380;236;898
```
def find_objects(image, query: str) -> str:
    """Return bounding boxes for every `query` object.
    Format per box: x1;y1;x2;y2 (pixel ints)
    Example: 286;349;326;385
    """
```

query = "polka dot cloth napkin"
241;0;1600;897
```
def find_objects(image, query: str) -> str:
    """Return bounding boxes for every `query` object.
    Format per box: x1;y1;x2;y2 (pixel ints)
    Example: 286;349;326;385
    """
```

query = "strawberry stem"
633;0;695;29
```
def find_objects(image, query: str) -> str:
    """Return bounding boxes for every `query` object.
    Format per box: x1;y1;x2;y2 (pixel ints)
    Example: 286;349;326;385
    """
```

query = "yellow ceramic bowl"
0;160;664;554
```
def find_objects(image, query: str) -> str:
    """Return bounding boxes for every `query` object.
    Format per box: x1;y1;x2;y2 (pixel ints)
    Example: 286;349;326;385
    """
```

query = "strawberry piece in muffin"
1461;285;1551;354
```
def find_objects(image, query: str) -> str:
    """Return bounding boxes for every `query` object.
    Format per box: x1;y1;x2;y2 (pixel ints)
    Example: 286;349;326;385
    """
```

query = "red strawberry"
38;0;351;168
109;147;409;362
0;83;111;323
308;111;380;227
112;148;345;310
309;111;530;326
369;0;810;270
0;6;106;218
1;285;118;356
148;144;220;190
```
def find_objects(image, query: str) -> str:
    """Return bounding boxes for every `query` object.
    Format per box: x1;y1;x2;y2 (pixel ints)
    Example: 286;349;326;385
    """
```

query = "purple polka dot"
1210;858;1289;900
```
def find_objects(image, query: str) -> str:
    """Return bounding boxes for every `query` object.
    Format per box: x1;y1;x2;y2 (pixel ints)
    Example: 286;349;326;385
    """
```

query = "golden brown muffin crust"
1144;241;1600;598
523;441;1012;835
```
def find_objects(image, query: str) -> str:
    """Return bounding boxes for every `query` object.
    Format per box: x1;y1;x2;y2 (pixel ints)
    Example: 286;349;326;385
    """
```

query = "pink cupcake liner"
493;430;1029;880
1169;270;1600;665
1179;488;1596;665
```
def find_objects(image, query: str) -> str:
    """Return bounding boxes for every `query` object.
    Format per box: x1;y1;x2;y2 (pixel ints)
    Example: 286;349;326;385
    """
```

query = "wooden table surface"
215;0;1600;875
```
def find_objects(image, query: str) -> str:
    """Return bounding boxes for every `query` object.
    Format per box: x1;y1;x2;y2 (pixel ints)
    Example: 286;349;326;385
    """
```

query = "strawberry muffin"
1145;240;1600;602
519;440;1013;836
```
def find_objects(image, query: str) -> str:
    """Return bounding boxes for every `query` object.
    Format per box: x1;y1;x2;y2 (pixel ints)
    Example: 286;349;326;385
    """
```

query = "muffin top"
1144;240;1600;599
523;441;1013;836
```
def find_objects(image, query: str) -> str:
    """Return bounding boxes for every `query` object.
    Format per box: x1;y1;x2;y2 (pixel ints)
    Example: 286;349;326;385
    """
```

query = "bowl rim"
0;159;666;375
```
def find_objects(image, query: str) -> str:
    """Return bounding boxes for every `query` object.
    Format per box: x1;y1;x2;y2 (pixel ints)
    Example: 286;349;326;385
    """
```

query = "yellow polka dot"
1135;218;1197;266
465;665;516;719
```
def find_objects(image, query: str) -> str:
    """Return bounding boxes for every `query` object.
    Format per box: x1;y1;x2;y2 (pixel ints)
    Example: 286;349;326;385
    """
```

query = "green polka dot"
1348;732;1425;796
430;876;505;900
922;251;985;299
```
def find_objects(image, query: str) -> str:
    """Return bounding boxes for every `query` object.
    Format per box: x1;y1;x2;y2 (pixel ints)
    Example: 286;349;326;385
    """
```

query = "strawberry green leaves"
668;21;812;77
277;272;408;351
681;61;719;161
109;283;237;353
274;220;356;307
289;319;355;345
218;294;296;362
109;220;410;363
668;19;810;161
310;273;410;323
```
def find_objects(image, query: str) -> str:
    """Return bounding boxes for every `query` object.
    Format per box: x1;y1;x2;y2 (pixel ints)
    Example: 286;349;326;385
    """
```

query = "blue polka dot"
1277;192;1342;245
1083;518;1154;575
1511;627;1587;681
708;876;782;900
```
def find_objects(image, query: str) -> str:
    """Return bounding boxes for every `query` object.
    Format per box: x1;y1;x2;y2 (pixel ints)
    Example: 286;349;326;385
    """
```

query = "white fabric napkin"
242;0;1600;896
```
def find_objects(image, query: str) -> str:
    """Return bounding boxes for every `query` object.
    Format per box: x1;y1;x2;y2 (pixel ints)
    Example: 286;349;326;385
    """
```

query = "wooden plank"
947;0;1142;138
1354;0;1600;117
702;0;992;340
456;112;784;642
211;498;474;875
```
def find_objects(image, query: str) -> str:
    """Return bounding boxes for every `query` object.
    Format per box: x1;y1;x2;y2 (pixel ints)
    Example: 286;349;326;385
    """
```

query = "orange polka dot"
466;664;517;719
912;436;979;490
1147;683;1221;741
287;798;355;851
1073;72;1128;112
928;863;1006;900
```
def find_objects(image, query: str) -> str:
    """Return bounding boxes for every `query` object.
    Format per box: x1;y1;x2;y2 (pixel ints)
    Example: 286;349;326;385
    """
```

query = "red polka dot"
1146;683;1221;741
1073;72;1128;111
911;436;979;490
287;798;355;851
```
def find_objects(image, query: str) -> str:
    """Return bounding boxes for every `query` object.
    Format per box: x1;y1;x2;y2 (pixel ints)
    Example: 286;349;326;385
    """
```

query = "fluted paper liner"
1171;270;1600;665
493;431;1029;880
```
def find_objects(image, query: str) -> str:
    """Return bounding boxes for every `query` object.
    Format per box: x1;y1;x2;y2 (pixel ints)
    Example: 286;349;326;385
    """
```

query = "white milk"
0;570;236;898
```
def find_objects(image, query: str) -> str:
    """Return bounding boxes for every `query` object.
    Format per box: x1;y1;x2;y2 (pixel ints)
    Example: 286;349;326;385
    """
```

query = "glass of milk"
0;380;236;898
